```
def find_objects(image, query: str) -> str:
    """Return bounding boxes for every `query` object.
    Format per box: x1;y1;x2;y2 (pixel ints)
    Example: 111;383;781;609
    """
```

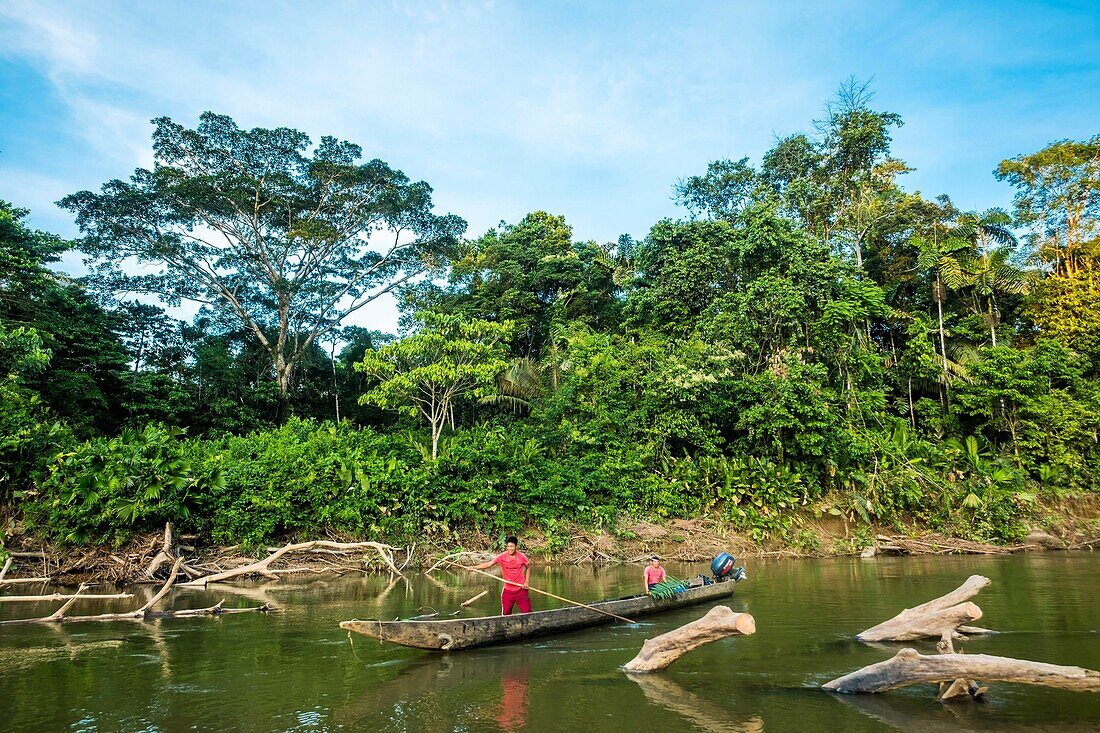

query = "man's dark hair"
505;535;519;546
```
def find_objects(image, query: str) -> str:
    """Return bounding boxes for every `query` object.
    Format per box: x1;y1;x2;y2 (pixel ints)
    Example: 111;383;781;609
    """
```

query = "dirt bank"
2;497;1098;586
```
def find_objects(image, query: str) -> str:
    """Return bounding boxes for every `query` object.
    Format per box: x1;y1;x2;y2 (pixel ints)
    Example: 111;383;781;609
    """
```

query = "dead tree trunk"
0;592;132;603
425;551;494;575
622;605;755;673
823;648;1100;694
857;575;994;642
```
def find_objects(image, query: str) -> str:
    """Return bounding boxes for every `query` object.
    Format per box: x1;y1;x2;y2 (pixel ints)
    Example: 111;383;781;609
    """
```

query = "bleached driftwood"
0;591;132;603
0;556;51;587
145;522;176;578
424;551;493;575
857;575;994;642
622;605;756;672
823;648;1100;694
460;590;489;607
0;558;270;626
178;540;404;586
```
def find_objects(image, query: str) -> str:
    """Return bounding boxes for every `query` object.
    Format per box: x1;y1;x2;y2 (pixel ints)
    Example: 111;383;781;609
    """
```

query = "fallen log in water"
0;556;51;587
622;605;755;672
0;592;133;603
823;648;1100;694
460;590;489;607
0;558;271;626
857;575;995;642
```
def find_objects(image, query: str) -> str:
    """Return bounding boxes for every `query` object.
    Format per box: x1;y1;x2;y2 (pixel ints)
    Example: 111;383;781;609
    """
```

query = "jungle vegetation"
2;84;1098;549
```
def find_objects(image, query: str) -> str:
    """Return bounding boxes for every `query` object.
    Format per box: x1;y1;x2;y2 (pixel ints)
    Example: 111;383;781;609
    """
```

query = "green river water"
1;552;1098;732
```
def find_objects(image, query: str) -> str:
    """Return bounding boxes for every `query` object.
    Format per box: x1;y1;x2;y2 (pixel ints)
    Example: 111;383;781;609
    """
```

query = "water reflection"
497;662;531;730
627;672;764;733
830;688;1100;733
336;649;538;730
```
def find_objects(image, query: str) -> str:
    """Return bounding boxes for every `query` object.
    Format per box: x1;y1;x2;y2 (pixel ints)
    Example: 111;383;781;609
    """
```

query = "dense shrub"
27;425;219;544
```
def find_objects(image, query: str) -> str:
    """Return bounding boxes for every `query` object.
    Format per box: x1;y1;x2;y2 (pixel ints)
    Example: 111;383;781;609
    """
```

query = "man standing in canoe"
468;536;531;615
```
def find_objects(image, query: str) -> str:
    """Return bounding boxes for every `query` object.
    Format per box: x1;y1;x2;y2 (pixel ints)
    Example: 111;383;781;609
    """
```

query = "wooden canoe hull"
339;580;736;651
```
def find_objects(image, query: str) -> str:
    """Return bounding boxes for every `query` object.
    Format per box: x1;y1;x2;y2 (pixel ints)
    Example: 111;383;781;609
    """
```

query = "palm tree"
480;357;542;413
915;232;970;377
943;210;1025;347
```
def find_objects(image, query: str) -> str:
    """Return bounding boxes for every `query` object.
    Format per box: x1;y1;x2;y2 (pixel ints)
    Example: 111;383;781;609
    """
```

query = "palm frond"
478;394;533;413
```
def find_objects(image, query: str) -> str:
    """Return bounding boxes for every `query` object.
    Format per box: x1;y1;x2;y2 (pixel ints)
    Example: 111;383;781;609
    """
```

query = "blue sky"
1;1;1098;330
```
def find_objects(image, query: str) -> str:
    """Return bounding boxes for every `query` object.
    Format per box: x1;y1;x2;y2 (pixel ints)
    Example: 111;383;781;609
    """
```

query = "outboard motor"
711;552;748;582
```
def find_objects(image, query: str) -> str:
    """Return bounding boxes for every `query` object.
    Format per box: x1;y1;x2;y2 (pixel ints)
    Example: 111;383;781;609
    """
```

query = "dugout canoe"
339;579;735;651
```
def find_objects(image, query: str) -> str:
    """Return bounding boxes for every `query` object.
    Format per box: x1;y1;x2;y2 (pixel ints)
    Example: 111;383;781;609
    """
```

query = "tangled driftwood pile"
0;525;418;627
0;558;271;627
0;522;414;589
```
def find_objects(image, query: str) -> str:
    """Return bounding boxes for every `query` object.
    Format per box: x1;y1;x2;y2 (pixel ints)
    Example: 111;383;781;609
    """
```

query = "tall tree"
674;158;766;220
761;79;908;268
0;200;129;432
914;228;970;379
60;112;466;421
998;138;1100;368
434;212;621;359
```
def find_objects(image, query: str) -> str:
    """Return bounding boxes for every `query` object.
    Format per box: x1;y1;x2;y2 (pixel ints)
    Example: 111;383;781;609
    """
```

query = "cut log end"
622;605;755;673
857;575;992;643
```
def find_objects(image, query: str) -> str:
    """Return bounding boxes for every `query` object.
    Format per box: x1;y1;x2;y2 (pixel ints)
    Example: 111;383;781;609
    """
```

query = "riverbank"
3;495;1098;586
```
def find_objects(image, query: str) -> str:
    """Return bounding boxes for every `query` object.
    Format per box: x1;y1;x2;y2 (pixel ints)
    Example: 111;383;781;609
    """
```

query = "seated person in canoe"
644;555;666;593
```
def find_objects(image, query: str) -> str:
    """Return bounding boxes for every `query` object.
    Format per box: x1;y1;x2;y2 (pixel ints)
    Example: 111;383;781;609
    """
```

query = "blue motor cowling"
711;552;747;582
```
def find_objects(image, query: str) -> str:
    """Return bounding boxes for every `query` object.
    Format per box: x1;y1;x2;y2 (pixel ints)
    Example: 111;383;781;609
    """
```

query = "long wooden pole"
454;562;636;624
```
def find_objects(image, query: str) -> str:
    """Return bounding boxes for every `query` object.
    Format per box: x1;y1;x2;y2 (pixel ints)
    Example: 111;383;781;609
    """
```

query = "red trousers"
501;587;532;615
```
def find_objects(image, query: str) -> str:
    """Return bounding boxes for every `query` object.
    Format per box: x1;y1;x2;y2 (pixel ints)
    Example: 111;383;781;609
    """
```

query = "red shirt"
644;566;666;586
494;551;529;588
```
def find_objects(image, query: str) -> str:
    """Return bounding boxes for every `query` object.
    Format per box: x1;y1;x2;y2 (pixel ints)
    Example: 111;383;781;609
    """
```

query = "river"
1;552;1098;732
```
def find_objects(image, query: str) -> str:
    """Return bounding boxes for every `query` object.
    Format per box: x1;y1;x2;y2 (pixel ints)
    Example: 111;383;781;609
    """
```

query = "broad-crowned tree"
60;113;466;421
